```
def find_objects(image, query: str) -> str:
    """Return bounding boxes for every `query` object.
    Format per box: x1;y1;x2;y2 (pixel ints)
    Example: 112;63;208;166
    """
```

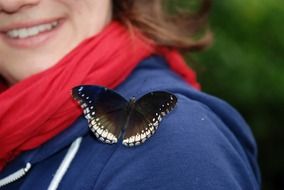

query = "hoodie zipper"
0;162;32;188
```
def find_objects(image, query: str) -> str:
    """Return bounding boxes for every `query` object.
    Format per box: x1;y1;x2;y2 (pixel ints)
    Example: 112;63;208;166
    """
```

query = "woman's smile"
0;18;64;48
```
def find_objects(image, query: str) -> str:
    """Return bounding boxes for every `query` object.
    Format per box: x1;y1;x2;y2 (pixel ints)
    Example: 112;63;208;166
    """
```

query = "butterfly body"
72;85;177;147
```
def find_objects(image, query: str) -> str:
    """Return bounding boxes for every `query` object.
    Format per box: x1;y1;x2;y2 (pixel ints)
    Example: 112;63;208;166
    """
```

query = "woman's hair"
112;0;212;51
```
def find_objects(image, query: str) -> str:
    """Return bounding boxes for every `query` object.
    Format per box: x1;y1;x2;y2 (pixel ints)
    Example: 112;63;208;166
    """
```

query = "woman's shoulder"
93;95;260;189
101;56;261;189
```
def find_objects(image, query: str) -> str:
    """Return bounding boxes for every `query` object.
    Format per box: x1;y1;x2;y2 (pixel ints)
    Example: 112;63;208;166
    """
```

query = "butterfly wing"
123;91;177;147
122;109;150;147
72;85;128;144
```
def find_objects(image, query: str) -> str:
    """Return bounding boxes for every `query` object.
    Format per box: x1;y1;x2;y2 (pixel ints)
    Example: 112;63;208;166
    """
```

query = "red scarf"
0;21;200;170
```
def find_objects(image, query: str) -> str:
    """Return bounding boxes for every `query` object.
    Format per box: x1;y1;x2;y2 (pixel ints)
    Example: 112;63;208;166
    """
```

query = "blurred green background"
184;0;283;189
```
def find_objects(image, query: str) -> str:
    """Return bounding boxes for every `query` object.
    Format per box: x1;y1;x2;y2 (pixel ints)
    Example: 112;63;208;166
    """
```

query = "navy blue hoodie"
0;56;260;190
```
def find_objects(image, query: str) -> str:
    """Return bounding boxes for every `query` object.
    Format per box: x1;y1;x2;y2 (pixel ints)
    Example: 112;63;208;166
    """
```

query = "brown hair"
112;0;212;51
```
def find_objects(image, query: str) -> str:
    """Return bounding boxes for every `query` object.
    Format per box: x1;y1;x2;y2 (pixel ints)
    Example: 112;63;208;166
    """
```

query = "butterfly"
72;85;177;147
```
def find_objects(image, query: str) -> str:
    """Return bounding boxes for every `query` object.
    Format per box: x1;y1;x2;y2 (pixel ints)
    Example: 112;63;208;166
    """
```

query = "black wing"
123;91;177;147
72;85;128;144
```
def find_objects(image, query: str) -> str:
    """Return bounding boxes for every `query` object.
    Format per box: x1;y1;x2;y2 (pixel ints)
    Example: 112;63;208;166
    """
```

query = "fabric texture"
0;57;260;190
0;22;200;170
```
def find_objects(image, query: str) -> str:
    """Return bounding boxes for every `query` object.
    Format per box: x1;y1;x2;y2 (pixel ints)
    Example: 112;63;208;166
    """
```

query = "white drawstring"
0;162;32;187
48;137;82;190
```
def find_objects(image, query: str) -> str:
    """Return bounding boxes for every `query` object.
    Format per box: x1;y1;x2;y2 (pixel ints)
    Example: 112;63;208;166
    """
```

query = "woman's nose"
0;0;39;14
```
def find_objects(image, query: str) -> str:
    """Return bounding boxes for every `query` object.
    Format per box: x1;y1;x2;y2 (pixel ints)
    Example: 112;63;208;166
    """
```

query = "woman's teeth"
6;21;59;39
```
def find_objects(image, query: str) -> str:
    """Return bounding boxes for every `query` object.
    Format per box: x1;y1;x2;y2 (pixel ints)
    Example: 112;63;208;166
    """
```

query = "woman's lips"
0;19;64;49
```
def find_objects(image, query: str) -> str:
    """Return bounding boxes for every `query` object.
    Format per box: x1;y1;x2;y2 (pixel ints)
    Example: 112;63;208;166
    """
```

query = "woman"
0;0;260;189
